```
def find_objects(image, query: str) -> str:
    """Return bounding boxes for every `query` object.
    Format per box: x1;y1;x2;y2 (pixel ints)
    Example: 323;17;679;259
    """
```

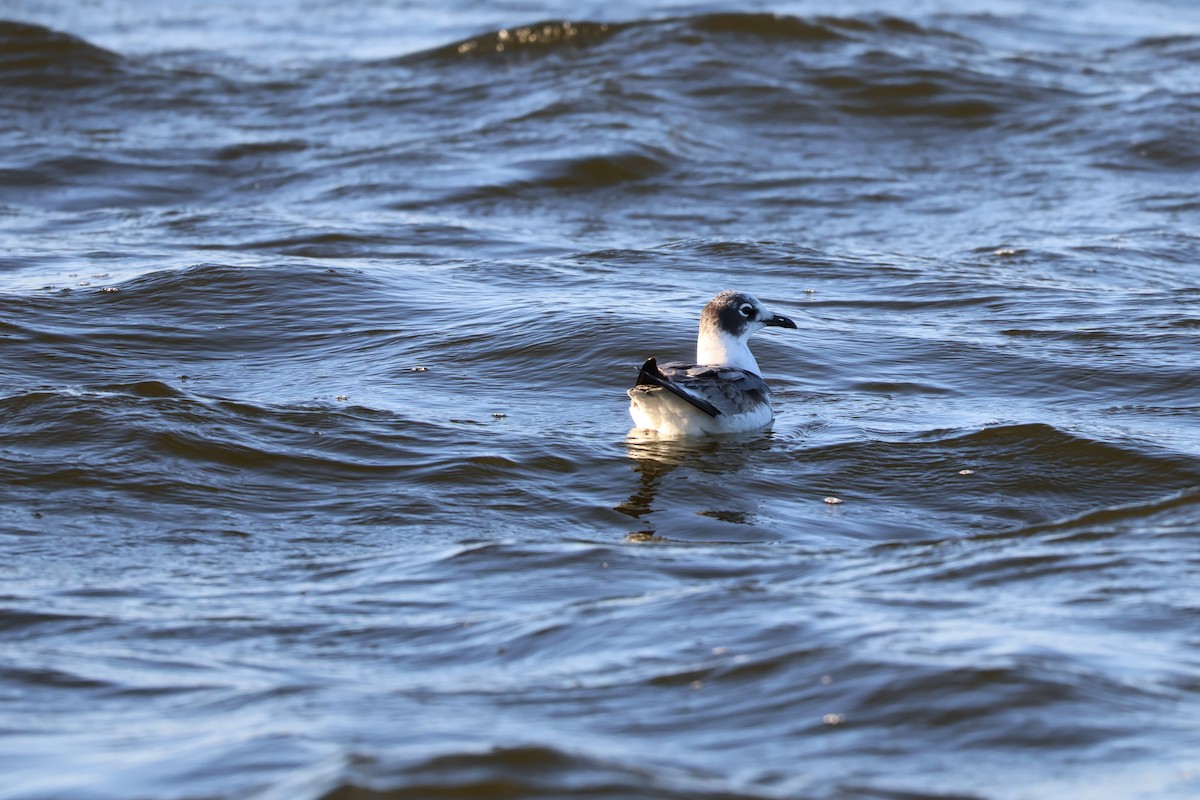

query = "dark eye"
739;303;754;318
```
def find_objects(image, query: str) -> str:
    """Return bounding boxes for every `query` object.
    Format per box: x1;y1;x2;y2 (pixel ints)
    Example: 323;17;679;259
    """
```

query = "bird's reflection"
616;430;775;541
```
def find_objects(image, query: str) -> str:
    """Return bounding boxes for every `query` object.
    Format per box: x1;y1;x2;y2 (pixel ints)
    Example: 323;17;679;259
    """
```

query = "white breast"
695;329;761;375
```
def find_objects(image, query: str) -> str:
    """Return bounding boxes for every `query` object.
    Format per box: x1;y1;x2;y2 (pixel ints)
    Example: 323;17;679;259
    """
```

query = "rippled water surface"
3;1;1200;798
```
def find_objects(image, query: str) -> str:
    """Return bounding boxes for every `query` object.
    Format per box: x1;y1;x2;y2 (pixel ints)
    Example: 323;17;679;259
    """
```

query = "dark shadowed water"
2;1;1200;797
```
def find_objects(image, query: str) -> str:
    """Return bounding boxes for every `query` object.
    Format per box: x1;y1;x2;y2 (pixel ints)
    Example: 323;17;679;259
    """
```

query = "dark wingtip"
632;357;722;417
636;357;663;387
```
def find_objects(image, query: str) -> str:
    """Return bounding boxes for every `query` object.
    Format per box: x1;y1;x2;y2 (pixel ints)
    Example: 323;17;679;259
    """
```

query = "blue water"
3;1;1200;798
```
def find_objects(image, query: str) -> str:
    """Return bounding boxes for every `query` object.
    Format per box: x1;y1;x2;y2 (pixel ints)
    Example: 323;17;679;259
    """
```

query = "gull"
628;290;796;437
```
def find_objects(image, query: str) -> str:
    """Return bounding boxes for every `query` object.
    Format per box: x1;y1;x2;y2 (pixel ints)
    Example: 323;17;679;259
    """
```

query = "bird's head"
701;290;797;342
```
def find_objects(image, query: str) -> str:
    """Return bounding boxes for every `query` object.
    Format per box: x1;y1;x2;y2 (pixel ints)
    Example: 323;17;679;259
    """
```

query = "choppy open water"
3;0;1200;797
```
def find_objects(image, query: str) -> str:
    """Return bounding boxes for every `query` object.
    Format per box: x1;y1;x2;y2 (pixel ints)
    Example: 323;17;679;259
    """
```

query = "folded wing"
634;357;770;418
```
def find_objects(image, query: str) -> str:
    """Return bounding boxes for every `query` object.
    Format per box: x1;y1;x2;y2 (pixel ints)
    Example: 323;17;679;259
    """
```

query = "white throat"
696;325;761;375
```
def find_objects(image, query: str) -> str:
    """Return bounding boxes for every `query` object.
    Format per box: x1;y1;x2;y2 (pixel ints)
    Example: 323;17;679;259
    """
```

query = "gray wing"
657;362;772;417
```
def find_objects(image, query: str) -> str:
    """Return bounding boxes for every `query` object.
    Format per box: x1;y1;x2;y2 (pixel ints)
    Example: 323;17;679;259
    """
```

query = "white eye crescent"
738;303;754;318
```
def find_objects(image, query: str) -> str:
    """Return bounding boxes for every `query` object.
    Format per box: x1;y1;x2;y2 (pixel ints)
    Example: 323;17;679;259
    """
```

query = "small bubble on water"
823;713;845;726
823;496;842;505
335;395;349;401
958;469;975;475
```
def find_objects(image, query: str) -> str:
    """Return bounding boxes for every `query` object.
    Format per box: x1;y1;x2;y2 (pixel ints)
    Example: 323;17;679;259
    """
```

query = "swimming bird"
628;290;796;436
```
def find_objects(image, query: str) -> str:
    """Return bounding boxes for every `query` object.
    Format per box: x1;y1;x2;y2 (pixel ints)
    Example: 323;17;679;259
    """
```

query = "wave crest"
0;20;123;88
